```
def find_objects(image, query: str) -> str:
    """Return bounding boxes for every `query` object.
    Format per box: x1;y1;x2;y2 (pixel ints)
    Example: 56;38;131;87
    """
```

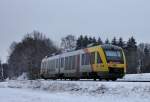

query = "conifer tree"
111;37;117;45
92;37;97;44
105;38;110;44
127;36;137;51
144;45;149;56
83;35;89;48
125;36;138;74
76;35;83;49
143;45;150;72
97;37;103;45
88;37;93;44
118;37;125;48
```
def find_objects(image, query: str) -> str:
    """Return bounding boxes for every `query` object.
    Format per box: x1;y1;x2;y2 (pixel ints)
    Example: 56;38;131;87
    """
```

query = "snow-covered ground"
0;80;150;102
0;88;104;102
0;73;150;102
2;87;149;102
122;73;150;81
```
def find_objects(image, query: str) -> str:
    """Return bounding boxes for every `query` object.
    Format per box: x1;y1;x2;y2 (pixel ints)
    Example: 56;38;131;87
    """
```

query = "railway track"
116;80;150;82
1;79;150;83
38;79;150;83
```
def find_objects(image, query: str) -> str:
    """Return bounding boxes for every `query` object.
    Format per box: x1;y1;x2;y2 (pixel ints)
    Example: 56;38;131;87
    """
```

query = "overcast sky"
0;0;150;62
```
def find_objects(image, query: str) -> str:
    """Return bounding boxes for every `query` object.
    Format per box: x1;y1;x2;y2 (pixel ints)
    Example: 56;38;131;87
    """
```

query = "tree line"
1;31;150;80
2;31;58;79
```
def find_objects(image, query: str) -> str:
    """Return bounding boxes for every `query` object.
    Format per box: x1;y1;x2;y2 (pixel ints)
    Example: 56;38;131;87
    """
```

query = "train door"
96;52;104;72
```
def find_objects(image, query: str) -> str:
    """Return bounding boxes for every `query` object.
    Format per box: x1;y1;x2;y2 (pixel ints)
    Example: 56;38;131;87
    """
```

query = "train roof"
42;44;122;61
101;44;122;50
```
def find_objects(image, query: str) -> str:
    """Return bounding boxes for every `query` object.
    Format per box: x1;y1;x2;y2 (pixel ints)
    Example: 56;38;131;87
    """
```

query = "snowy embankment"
0;79;150;97
0;73;150;102
0;88;109;102
122;73;150;81
1;73;150;96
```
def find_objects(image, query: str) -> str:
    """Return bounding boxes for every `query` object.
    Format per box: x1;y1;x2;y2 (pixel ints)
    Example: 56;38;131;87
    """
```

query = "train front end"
101;45;126;80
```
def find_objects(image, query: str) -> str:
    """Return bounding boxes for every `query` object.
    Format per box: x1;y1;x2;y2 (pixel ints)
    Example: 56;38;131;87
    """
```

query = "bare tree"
0;59;4;80
8;42;17;55
0;59;1;80
8;31;58;79
61;35;76;51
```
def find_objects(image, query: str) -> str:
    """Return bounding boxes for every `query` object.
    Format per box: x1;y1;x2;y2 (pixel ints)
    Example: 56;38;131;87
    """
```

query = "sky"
0;0;150;62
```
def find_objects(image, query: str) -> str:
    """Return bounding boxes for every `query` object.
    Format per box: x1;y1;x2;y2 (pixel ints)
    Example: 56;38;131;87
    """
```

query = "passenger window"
82;54;85;65
85;53;90;65
56;59;58;68
69;56;72;69
61;58;64;68
70;56;74;69
53;60;55;70
72;56;75;69
65;57;69;70
54;60;56;69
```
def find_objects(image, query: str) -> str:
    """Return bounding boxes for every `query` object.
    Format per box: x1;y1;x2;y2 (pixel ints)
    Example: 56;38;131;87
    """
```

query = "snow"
122;73;150;81
0;80;150;102
1;73;150;102
0;86;150;102
16;73;28;81
0;88;146;102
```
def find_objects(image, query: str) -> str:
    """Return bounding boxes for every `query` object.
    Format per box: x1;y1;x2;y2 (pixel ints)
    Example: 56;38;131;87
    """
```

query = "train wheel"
105;78;109;81
74;78;79;81
93;78;97;81
99;79;102;81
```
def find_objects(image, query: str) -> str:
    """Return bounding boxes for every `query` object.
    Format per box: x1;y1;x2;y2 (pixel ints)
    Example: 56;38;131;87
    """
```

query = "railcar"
40;44;126;81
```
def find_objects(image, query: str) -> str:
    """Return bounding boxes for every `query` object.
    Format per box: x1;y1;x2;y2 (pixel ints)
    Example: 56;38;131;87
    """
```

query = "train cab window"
97;52;102;64
90;52;95;64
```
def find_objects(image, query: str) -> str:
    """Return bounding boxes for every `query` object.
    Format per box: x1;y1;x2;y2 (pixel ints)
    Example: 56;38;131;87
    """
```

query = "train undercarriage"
41;68;124;81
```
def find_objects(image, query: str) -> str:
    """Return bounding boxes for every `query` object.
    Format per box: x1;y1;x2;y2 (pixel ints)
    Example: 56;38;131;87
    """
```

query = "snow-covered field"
0;88;105;102
1;87;150;102
122;73;150;81
0;73;150;102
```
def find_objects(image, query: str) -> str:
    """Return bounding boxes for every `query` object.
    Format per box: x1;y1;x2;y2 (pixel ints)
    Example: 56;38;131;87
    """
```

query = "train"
40;44;126;81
